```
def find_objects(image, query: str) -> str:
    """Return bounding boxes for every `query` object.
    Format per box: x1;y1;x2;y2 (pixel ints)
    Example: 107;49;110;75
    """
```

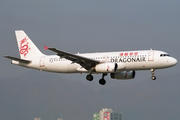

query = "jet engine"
110;71;135;80
95;63;118;73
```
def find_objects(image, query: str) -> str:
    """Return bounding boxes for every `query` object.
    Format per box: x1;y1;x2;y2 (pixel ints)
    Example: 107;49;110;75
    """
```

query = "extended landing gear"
151;76;156;80
99;78;106;85
86;74;93;81
86;73;107;85
99;73;107;85
151;69;156;80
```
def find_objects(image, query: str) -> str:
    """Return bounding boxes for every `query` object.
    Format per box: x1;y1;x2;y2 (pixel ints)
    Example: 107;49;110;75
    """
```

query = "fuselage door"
148;51;154;61
39;56;46;67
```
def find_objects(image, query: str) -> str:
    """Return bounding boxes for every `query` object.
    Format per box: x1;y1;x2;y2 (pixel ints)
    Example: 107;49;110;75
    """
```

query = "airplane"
4;30;177;85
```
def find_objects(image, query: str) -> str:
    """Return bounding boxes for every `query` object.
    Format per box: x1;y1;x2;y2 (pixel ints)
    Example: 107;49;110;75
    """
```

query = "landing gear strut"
99;73;107;85
151;69;156;80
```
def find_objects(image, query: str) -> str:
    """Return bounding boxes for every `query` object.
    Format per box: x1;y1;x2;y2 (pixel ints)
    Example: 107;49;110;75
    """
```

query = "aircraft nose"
170;57;178;66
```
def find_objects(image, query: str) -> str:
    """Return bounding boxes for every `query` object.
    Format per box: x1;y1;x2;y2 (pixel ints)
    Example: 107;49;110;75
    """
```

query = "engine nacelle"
110;71;135;80
95;63;117;73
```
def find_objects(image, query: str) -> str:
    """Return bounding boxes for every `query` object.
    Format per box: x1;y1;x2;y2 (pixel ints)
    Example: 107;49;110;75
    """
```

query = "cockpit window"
160;54;170;57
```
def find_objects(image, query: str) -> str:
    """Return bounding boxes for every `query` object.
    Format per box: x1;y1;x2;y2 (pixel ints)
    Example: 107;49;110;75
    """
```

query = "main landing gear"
86;74;93;81
99;73;107;85
151;69;156;80
86;73;107;85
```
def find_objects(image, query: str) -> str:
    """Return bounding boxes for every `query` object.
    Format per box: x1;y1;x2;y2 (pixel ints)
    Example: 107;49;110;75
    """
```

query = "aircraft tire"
151;76;156;80
99;78;106;85
86;74;93;81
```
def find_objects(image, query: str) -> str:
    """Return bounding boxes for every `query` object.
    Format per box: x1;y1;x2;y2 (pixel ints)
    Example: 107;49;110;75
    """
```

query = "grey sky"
1;0;180;120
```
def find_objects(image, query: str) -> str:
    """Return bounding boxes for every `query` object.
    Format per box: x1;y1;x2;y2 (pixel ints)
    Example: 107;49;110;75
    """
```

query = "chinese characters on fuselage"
111;52;146;63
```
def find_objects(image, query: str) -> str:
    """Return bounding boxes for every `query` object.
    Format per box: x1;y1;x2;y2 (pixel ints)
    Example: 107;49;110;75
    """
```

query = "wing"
46;47;100;70
4;56;31;64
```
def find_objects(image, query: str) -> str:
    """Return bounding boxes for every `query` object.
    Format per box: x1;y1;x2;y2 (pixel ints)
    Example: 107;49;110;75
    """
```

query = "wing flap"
4;56;31;64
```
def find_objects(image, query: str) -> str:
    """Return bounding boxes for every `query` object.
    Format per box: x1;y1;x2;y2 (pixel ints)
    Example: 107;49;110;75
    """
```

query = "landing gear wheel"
151;76;156;80
99;79;106;85
150;69;156;80
86;74;93;81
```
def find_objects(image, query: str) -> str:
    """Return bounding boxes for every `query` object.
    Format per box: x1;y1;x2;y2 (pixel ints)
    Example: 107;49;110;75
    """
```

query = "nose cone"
170;57;178;66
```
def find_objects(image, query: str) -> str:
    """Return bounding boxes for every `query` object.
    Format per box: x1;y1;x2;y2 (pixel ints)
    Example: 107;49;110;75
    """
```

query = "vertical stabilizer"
15;30;44;59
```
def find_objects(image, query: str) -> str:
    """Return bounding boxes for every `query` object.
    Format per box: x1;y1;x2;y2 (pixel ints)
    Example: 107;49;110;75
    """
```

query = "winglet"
44;45;49;51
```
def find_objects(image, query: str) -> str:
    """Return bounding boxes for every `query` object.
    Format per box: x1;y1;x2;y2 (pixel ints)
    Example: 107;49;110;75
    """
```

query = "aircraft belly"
125;62;150;70
125;60;164;70
44;61;78;73
66;64;79;73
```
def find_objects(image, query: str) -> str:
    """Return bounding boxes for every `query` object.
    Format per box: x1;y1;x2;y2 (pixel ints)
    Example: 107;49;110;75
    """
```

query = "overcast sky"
1;0;180;120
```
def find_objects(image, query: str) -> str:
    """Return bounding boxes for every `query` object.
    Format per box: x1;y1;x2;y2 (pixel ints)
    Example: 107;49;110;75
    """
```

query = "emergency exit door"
148;51;154;61
39;56;46;67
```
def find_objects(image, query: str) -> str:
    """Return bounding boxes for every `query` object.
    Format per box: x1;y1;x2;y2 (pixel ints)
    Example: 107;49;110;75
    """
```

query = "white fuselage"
15;50;177;74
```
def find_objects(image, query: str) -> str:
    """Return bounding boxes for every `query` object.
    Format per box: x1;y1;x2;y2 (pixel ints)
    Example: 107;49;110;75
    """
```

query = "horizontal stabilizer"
4;56;31;64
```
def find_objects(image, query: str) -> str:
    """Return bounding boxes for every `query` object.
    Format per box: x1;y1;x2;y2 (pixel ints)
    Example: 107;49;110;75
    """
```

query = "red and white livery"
4;30;177;85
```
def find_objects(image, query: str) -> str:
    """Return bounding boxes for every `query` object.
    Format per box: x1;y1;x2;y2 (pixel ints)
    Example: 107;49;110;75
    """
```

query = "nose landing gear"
151;69;156;80
151;76;156;80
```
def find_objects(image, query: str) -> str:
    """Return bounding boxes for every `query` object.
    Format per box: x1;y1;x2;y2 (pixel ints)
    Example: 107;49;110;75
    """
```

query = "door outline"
39;56;46;67
148;51;154;61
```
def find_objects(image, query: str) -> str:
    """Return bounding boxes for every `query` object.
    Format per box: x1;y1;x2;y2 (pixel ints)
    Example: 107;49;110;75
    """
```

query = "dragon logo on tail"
19;36;31;57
